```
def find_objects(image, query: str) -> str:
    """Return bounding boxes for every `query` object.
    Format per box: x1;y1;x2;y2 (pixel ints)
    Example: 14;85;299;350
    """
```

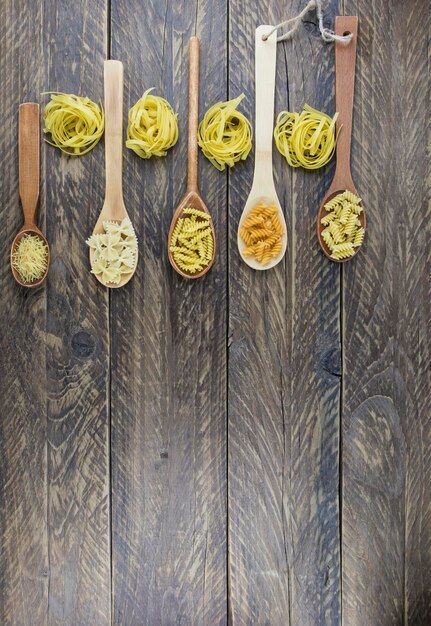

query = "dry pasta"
239;203;285;265
43;92;104;155
86;217;138;285
274;104;338;170
170;208;214;274
198;94;252;171
12;233;49;283
126;89;178;159
320;190;365;260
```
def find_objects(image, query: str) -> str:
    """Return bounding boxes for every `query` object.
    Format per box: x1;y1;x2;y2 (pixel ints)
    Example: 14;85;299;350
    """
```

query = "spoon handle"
253;26;277;186
19;103;39;226
187;36;200;192
333;16;358;187
104;60;124;210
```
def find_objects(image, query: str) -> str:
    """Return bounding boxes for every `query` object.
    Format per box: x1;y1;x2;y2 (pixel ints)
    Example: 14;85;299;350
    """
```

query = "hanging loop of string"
262;0;352;44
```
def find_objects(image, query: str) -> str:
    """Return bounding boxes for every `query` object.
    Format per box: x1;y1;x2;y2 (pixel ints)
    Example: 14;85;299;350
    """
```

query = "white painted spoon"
237;25;287;270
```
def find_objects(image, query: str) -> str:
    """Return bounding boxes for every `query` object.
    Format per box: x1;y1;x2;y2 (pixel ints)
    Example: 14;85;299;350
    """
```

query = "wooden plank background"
0;1;429;625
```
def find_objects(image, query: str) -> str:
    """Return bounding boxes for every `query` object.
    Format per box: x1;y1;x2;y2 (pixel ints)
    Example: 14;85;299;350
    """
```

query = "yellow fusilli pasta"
239;203;285;265
320;190;365;260
169;208;214;274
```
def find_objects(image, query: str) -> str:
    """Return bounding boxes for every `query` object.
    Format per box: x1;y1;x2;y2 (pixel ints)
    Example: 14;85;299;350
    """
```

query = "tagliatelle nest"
126;88;178;159
43;92;104;156
198;94;252;171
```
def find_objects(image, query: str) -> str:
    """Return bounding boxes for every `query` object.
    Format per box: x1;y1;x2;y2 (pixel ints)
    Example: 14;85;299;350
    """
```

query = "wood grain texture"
228;1;341;624
109;0;227;623
0;2;48;624
43;2;111;623
342;0;431;624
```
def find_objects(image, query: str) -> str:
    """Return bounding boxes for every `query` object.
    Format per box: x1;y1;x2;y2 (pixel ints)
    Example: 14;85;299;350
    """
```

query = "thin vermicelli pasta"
43;93;104;155
274;104;338;169
126;89;178;159
320;190;365;260
198;94;252;171
12;234;49;283
239;203;285;265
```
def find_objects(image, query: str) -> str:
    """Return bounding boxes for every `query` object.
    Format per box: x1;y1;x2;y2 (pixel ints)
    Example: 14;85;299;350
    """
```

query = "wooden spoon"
316;16;366;262
237;25;287;271
10;103;50;288
168;36;216;279
89;60;138;288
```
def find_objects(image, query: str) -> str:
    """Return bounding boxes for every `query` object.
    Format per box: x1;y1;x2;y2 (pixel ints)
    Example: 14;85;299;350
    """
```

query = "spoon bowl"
168;189;216;279
89;60;138;289
317;185;366;263
237;26;287;271
168;37;215;280
316;16;366;262
11;226;50;288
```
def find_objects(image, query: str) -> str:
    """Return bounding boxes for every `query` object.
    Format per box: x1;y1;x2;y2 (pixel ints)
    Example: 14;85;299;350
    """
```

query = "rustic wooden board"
0;5;48;623
0;1;111;624
228;1;341;624
43;2;111;624
109;1;227;624
342;0;431;624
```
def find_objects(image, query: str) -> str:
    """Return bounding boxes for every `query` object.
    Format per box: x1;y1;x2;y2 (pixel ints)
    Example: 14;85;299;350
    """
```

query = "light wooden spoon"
89;60;138;287
237;25;287;271
168;36;216;279
316;16;366;262
11;103;50;288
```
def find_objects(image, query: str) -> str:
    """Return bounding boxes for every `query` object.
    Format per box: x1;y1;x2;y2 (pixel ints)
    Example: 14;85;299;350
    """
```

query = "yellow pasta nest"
239;203;285;265
198;94;252;171
126;89;178;159
170;208;214;274
86;217;138;285
320;190;365;260
12;233;49;283
274;104;338;169
43;92;104;155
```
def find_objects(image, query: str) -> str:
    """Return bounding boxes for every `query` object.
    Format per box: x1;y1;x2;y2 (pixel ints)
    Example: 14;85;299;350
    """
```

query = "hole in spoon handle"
187;36;200;192
334;16;358;182
19;103;40;226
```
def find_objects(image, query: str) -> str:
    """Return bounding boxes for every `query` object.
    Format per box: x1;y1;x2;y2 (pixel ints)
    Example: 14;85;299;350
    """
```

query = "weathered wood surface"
0;1;111;624
0;0;430;624
109;1;227;624
342;0;431;624
228;1;341;624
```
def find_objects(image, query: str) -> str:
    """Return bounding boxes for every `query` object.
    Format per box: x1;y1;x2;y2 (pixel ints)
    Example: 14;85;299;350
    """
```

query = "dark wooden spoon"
10;103;50;287
316;16;366;262
168;36;216;279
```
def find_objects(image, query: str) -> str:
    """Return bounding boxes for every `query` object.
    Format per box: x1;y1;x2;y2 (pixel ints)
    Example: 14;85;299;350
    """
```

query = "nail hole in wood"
343;31;351;36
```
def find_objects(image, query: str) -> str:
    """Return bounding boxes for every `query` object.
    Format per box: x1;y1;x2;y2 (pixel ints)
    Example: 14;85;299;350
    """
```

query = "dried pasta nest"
198;94;252;171
274;104;338;169
126;88;178;159
43;92;104;156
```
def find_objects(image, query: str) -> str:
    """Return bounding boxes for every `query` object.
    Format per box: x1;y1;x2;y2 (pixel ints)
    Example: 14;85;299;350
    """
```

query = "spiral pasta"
126;88;178;159
43;92;104;155
170;208;214;274
239;203;285;265
320;190;365;260
274;104;338;170
198;94;252;171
